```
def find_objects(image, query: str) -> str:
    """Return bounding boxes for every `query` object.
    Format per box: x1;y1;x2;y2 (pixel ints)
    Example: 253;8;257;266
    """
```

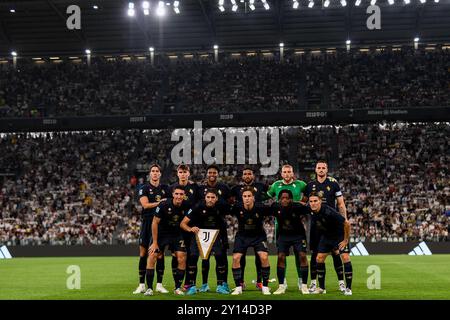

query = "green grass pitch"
1;255;449;300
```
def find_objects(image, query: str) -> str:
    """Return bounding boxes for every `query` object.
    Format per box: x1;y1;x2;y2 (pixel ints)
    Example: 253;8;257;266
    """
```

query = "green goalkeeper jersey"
266;179;307;202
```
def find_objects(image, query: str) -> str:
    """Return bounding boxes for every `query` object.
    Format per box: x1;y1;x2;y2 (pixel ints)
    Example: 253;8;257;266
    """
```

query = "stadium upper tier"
0;47;449;118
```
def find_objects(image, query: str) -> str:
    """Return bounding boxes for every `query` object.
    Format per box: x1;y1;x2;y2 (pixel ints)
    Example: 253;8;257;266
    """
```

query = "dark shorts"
189;234;226;258
277;234;307;255
233;234;268;254
317;235;350;254
139;216;152;248
158;233;187;253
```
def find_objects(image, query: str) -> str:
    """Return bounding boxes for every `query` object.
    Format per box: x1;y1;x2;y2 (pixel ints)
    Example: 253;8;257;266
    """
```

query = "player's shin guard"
139;256;147;284
175;269;186;290
156;257;165;283
344;262;353;289
232;267;242;287
255;254;262;283
216;259;227;286
261;266;270;287
201;259;210;285
317;263;326;290
277;266;285;285
301;266;309;285
146;269;155;290
332;253;344;281
310;252;318;281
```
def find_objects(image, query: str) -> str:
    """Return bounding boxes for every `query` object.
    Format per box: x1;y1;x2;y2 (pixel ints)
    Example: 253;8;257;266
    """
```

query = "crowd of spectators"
0;47;448;118
0;123;448;246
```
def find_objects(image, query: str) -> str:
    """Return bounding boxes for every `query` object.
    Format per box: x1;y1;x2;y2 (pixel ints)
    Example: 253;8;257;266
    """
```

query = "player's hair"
281;164;293;171
172;184;186;193
177;164;190;172
316;160;328;166
278;189;293;200
206;164;219;172
242;166;254;173
241;185;255;196
149;163;161;172
308;191;323;200
205;188;218;197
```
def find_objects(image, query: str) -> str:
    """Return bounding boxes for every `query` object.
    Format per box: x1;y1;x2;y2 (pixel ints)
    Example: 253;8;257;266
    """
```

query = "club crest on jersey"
327;186;331;191
255;213;259;218
156;195;161;201
318;191;324;198
189;189;194;194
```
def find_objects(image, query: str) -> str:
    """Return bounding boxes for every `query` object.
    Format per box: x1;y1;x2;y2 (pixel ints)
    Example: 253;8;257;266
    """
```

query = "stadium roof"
0;0;450;56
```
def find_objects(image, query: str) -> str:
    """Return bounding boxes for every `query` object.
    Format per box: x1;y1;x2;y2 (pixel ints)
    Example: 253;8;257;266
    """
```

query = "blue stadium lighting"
249;0;256;11
262;0;270;10
388;0;394;5
11;51;17;57
308;0;314;8
404;0;410;4
355;0;361;6
324;0;330;7
340;0;347;6
370;0;377;5
156;1;166;17
419;0;426;3
293;0;300;9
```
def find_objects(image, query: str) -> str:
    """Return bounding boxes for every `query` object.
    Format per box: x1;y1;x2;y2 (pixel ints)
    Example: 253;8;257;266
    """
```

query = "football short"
317;235;350;254
277;234;307;255
233;234;268;254
158;233;187;253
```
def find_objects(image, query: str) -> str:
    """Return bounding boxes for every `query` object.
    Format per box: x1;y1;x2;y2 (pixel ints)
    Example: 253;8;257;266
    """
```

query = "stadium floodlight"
324;0;330;7
346;40;351;45
11;51;17;57
219;0;225;5
293;0;300;9
279;42;284;47
434;0;439;2
308;0;314;8
249;0;256;10
419;0;426;3
142;1;150;15
340;0;347;6
149;47;155;52
93;5;99;9
214;44;219;49
404;0;410;4
370;0;376;5
414;37;420;42
10;9;16;13
156;1;166;16
355;0;361;6
128;2;135;16
388;0;394;5
262;0;270;10
173;1;180;14
232;4;238;11
219;5;225;11
85;49;91;55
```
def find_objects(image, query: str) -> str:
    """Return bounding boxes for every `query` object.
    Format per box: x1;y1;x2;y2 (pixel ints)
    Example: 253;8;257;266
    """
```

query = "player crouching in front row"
145;186;190;296
308;192;353;295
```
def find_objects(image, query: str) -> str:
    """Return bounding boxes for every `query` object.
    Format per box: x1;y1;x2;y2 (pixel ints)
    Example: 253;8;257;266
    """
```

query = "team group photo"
0;0;449;306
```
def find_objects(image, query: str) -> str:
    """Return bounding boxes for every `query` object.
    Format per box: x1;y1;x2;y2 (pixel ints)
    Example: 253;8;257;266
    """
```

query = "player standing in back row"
266;164;308;291
133;164;170;295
